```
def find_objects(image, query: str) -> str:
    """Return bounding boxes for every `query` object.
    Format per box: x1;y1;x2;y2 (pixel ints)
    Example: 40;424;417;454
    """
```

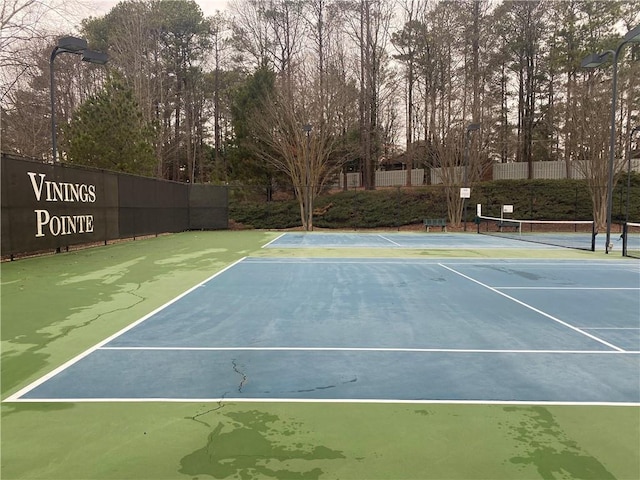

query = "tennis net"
622;222;640;259
475;214;597;251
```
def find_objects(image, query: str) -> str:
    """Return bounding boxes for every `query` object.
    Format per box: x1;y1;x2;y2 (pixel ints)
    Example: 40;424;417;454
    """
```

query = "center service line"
377;234;403;247
438;263;626;353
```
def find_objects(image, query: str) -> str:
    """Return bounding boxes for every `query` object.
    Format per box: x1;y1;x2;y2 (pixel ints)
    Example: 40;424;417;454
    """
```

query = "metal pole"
303;124;312;231
462;123;480;231
306;131;310;230
582;27;640;252
626;126;640;225
463;130;470;231
604;47;622;253
50;47;60;162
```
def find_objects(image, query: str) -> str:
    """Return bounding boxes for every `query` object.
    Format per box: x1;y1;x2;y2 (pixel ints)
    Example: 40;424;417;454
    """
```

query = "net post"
591;221;596;252
622;222;628;257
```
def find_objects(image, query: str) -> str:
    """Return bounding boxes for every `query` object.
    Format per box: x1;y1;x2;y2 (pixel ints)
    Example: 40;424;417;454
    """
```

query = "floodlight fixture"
623;24;640;43
50;36;107;162
57;36;88;53
82;50;108;65
581;52;607;68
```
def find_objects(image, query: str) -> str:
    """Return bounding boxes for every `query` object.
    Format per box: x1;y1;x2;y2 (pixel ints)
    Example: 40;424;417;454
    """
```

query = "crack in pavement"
187;397;226;427
232;359;248;393
186;359;248;427
289;376;358;394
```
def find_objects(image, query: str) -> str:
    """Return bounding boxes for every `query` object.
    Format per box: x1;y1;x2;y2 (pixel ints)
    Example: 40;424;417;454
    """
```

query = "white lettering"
27;172;97;203
49;216;62;236
50;182;64;202
34;210;95;237
67;183;80;202
35;209;50;237
27;172;46;201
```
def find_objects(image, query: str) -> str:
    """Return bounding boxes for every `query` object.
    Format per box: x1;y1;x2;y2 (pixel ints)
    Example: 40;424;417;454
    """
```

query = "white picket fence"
483;159;639;181
336;169;425;188
334;160;640;188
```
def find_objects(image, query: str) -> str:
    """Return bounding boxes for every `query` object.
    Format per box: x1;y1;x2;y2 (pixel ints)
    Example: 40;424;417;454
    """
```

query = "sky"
90;0;230;17
51;0;231;36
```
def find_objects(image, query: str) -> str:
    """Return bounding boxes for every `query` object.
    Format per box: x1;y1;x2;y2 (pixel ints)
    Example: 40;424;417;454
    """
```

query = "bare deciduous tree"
250;72;358;230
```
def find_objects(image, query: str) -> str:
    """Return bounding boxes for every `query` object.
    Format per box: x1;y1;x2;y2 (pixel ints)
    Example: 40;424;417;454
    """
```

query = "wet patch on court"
179;410;345;479
1;279;148;395
154;248;229;266
504;406;616;479
57;257;147;285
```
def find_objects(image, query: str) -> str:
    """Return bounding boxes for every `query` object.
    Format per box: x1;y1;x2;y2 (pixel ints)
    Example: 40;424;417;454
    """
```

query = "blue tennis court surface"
265;231;588;249
7;238;640;405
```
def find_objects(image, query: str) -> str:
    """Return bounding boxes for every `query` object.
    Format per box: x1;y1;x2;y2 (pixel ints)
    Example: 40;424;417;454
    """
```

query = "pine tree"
63;74;157;176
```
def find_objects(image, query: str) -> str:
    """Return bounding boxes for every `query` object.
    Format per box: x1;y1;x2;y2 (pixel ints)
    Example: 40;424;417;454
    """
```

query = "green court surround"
2;231;638;479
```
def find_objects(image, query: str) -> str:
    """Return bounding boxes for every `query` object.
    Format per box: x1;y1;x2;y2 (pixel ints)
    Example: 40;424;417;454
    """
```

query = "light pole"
463;123;481;231
581;24;640;253
50;36;108;162
625;126;640;225
303;124;312;231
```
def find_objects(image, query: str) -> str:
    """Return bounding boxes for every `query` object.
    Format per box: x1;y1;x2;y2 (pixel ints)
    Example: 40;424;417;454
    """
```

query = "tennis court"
2;230;639;480
8;233;639;404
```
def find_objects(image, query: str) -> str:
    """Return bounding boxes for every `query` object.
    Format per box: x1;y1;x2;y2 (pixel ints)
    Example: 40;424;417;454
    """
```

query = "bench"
424;218;447;232
496;220;520;232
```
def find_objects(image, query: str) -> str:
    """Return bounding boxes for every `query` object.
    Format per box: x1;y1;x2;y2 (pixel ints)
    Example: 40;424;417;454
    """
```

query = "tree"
208;11;234;182
3;0;639;237
490;1;547;177
229;66;284;197
63;74;156;175
81;0;212;181
234;40;359;230
392;2;422;186
249;79;359;230
0;0;89;101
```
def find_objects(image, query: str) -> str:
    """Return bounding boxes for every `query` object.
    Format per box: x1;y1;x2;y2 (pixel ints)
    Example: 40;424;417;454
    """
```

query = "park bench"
496;220;520;232
424;218;447;232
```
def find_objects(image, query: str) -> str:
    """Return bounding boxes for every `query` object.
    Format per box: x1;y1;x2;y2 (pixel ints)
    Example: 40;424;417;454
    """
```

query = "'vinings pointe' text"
27;172;97;238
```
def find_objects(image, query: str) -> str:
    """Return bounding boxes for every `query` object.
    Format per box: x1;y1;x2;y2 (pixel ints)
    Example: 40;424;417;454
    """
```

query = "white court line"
261;232;286;248
497;287;640;290
243;257;636;267
98;346;638;354
243;259;438;264
377;234;403;247
3;257;248;402
438;263;627;353
8;397;639;406
581;327;640;330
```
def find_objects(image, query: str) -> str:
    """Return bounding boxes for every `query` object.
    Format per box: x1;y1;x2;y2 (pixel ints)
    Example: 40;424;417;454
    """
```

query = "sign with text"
2;154;228;257
1;157;117;255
